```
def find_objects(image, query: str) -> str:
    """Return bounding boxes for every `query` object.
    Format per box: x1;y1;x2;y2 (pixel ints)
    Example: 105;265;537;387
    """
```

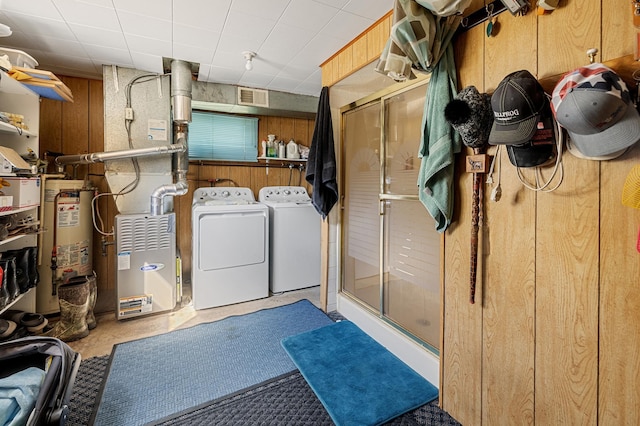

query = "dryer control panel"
193;187;256;205
258;186;310;203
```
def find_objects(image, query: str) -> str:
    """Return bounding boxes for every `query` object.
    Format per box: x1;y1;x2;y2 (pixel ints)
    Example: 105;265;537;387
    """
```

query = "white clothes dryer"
191;187;269;309
258;186;320;293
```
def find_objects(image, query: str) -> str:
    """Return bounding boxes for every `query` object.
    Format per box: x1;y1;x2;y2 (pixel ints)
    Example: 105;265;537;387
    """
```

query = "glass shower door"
341;80;441;352
382;83;440;350
341;101;381;311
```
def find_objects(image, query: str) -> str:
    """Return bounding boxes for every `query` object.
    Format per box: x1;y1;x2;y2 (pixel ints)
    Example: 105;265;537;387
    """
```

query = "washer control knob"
221;190;230;198
284;189;291;195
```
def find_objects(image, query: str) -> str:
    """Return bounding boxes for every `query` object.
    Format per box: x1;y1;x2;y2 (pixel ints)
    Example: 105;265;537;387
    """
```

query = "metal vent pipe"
171;59;192;124
150;59;191;215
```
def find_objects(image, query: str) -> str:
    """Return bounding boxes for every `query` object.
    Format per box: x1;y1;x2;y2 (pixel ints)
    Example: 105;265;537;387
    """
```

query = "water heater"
37;178;94;314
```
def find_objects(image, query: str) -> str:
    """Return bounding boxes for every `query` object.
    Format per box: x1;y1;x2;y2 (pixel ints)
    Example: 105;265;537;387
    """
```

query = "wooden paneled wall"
324;0;640;424
321;11;392;86
39;76;116;315
40;84;314;313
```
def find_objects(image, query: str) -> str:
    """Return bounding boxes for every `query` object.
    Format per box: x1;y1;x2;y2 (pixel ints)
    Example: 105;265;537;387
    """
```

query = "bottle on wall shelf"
267;134;277;157
278;140;285;158
287;139;300;159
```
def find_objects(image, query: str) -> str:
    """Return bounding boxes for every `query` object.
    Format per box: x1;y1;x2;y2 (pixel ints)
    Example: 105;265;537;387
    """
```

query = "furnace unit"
115;212;177;319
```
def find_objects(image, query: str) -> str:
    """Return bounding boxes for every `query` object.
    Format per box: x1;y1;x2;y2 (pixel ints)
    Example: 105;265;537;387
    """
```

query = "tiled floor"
67;286;322;359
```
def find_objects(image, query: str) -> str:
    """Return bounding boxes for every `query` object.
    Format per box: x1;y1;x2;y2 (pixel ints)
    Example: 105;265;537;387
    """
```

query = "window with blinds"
189;111;258;161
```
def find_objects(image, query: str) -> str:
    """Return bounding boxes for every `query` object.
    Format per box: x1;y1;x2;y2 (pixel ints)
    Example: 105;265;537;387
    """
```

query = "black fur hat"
444;85;493;149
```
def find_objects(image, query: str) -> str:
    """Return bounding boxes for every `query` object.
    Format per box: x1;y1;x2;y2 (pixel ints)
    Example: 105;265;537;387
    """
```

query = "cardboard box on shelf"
1;177;40;207
0;195;13;211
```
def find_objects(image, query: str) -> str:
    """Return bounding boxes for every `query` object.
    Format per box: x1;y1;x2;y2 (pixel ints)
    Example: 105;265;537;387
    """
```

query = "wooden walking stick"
444;86;494;304
467;150;489;303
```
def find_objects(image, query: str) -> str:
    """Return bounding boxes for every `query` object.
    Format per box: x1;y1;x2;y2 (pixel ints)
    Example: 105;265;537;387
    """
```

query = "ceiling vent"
238;87;269;108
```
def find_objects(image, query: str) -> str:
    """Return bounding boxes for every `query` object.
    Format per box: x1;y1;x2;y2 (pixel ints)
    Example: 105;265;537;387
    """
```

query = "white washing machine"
258;186;321;293
191;187;269;310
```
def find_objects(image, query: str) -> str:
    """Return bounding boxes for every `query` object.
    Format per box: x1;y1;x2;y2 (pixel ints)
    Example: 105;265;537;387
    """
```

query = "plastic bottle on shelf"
286;139;299;159
267;134;277;157
278;141;285;158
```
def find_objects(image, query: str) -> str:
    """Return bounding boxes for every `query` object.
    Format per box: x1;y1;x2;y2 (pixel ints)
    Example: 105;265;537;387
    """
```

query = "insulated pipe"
171;59;192;124
54;143;186;168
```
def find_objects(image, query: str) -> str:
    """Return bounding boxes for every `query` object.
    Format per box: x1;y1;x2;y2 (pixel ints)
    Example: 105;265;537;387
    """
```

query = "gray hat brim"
567;103;640;157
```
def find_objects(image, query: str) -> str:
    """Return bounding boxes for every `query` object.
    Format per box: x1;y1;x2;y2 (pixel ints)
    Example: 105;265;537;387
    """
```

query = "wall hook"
587;48;598;64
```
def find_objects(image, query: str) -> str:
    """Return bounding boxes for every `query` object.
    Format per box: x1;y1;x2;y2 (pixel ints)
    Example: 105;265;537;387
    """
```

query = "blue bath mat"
92;299;333;426
281;320;438;426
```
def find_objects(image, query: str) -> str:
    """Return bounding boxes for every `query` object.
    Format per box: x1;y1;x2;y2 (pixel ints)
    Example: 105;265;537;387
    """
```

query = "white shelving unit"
0;70;40;315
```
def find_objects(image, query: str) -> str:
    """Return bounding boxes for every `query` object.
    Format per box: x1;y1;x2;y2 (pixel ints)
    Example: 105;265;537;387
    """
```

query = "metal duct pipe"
171;59;192;124
150;125;189;215
150;59;192;215
54;144;186;168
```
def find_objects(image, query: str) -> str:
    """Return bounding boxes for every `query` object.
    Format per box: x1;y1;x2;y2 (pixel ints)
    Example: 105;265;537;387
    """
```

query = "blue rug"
281;320;439;426
92;299;333;426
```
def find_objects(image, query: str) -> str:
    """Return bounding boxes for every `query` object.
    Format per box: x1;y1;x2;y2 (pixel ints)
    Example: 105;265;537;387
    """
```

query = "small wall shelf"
257;156;307;163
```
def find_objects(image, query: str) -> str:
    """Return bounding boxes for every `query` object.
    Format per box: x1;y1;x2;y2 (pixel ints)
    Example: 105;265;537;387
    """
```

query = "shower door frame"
338;78;442;355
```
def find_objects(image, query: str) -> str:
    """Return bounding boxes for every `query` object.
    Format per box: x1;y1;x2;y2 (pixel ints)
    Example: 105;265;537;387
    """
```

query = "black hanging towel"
306;86;338;219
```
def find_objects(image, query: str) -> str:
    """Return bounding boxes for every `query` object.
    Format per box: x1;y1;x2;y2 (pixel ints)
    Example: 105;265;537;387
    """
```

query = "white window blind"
189;111;258;161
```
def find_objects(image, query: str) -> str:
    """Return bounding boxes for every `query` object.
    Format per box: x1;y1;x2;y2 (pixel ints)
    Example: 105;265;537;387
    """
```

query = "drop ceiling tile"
230;0;290;21
112;0;171;21
322;10;372;43
52;0;120;30
130;52;164;74
0;30;40;52
77;0;114;7
343;0;393;19
206;65;245;85
247;58;282;76
69;24;127;49
280;0;338;32
3;13;76;40
172;0;231;32
266;75;305;93
313;0;349;8
32;36;88;57
125;34;172;57
40;53;99;73
275;62;315;81
1;0;62;20
210;49;245;69
117;11;172;41
172;22;220;48
296;33;351;65
222;10;275;43
259;24;315;65
84;44;132;66
171;42;214;65
215;33;261;58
